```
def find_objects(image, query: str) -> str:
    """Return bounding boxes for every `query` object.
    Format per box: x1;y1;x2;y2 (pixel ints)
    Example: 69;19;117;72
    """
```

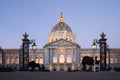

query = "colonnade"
48;47;77;71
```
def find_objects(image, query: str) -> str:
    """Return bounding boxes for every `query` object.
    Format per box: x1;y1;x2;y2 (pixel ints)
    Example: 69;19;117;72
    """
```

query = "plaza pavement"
0;71;120;80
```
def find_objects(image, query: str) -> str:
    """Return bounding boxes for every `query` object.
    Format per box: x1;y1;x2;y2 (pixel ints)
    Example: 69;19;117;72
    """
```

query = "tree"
82;56;94;71
41;64;45;71
28;61;45;71
28;61;36;71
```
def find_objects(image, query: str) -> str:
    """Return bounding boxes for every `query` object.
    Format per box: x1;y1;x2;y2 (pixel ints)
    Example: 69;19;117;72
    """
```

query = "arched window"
67;49;72;63
59;54;64;63
67;54;72;63
53;54;57;63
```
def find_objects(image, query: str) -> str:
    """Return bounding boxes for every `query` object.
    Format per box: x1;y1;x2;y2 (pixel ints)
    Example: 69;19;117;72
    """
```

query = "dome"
51;22;72;33
48;12;75;43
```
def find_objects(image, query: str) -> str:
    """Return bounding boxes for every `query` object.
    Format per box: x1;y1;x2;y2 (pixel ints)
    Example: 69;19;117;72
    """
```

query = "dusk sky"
0;0;120;49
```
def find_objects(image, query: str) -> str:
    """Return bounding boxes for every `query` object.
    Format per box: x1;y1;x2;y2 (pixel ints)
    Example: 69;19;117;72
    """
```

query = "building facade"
0;13;120;71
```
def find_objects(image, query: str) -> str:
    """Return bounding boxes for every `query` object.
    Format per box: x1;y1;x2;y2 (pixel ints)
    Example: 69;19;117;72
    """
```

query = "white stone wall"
1;48;120;70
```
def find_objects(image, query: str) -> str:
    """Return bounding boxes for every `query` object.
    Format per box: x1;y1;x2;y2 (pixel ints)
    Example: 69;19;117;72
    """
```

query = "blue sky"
0;0;120;49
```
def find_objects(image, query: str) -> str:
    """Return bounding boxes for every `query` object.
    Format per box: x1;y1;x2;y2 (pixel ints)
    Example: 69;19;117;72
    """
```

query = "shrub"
114;67;120;71
0;67;14;72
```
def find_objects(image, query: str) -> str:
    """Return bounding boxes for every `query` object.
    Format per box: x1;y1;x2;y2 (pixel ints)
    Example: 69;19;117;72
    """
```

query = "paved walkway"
0;72;120;80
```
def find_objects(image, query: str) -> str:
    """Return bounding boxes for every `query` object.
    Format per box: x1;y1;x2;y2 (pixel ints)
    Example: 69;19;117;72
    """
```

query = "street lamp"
91;32;108;71
20;32;37;71
31;39;37;53
92;41;97;72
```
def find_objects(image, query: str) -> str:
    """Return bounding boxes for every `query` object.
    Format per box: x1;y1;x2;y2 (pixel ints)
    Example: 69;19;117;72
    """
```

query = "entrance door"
67;64;72;71
52;64;57;71
59;64;64;71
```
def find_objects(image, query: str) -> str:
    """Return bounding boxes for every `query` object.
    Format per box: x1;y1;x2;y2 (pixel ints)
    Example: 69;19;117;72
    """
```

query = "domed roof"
51;22;72;32
51;12;72;33
48;12;75;43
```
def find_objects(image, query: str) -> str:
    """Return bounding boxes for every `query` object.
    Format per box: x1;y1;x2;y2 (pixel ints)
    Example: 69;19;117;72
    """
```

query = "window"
59;54;64;63
67;54;72;63
53;54;57;63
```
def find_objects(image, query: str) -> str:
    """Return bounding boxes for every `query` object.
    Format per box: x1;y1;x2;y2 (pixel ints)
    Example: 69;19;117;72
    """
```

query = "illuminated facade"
44;13;80;71
0;13;120;71
48;12;75;43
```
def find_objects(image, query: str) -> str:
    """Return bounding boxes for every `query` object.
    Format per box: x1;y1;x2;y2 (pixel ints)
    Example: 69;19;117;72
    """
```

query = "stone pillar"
71;63;74;70
44;48;49;70
49;48;53;71
64;48;66;63
72;49;74;63
99;32;107;71
22;33;30;70
64;48;67;71
74;48;76;70
57;49;59;63
50;64;53;71
57;49;60;71
64;63;68;71
74;48;76;63
57;64;60;71
50;48;53;63
72;48;75;70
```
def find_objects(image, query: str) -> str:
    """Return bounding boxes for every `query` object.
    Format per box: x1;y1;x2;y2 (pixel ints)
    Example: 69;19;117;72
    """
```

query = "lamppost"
31;39;37;53
20;32;37;71
99;32;107;71
92;40;97;72
92;32;108;71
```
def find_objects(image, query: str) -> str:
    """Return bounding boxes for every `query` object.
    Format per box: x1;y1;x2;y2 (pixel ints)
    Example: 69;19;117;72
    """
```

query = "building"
0;13;120;71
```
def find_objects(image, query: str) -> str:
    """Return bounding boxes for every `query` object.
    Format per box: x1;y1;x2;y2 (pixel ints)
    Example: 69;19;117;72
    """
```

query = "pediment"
45;39;80;47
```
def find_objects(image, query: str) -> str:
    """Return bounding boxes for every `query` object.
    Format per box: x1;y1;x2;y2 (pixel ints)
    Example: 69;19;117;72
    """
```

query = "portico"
44;39;80;71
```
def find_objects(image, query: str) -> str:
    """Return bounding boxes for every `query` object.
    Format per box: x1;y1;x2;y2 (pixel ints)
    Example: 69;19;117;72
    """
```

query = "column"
57;49;60;71
72;48;74;63
74;48;77;70
44;48;49;70
49;48;53;71
72;48;75;70
64;48;67;71
71;63;74;70
50;48;53;63
50;64;53;71
65;48;67;63
74;48;76;62
57;64;60;71
57;49;59;63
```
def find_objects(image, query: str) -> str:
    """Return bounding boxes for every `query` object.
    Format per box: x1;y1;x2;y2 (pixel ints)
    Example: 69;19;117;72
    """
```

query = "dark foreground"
0;72;120;80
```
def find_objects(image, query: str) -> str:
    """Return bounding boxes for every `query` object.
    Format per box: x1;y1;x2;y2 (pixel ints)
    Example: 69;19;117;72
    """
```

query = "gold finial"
59;12;64;23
